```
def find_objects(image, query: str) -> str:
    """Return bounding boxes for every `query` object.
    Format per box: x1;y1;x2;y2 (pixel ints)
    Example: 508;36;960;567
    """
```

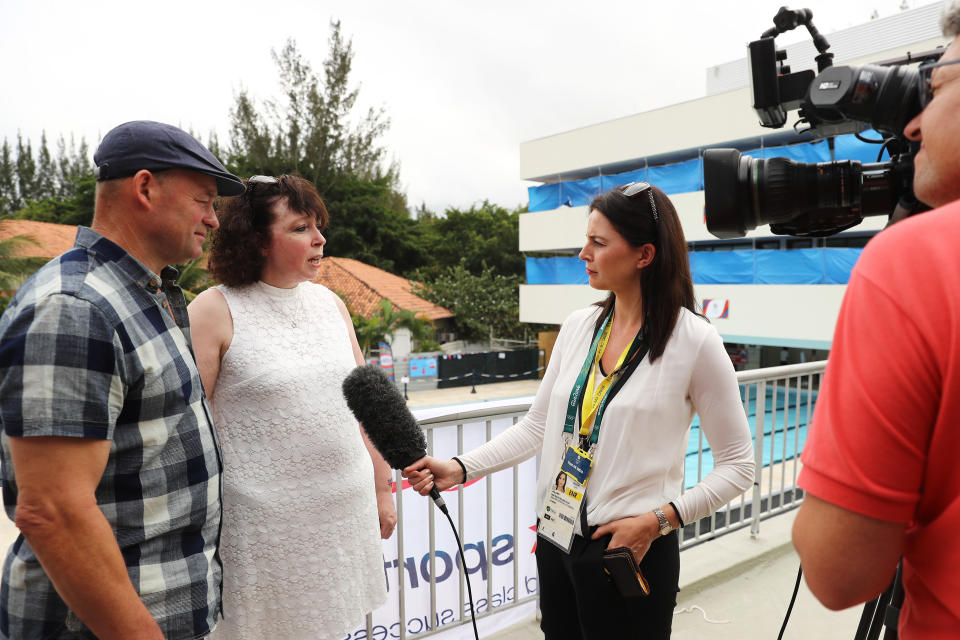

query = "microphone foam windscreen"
342;364;427;469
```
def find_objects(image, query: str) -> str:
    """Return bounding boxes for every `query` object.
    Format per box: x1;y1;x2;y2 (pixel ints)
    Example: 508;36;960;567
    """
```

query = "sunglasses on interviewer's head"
243;175;280;198
619;181;659;223
917;58;960;109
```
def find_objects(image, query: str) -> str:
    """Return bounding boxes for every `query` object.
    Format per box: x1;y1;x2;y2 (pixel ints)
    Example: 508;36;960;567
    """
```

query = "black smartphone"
601;546;651;598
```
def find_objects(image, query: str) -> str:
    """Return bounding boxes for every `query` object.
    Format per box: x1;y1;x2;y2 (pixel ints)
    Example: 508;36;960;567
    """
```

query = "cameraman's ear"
636;243;656;270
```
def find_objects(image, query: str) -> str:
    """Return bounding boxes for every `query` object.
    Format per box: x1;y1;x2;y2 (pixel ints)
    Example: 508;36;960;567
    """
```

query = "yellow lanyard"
579;317;633;436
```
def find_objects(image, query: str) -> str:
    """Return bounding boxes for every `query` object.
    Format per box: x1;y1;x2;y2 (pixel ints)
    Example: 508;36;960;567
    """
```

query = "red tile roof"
0;220;78;258
313;257;453;321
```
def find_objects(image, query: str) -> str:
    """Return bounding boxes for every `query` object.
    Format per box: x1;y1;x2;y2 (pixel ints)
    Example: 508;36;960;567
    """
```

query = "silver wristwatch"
654;507;673;536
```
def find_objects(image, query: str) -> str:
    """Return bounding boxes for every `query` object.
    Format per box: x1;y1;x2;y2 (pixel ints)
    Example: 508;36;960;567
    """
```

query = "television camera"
703;7;942;238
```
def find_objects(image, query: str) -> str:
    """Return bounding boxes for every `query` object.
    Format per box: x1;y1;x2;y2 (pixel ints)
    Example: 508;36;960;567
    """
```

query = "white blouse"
458;305;755;529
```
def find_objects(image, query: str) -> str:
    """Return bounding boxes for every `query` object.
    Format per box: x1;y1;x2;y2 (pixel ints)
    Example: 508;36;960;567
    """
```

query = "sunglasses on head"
619;181;658;223
917;57;960;109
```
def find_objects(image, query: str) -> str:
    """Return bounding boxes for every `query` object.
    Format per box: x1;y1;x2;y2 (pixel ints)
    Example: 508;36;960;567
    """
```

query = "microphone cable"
436;503;480;640
777;564;803;640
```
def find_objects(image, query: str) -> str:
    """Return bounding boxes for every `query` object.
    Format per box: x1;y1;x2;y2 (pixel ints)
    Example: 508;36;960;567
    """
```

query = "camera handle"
761;7;835;71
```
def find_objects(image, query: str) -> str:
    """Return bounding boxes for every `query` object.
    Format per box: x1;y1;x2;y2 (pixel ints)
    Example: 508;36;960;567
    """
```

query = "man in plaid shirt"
0;121;245;639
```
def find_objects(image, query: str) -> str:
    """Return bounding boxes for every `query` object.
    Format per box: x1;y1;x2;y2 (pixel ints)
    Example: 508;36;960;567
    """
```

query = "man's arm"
10;436;164;640
792;493;906;611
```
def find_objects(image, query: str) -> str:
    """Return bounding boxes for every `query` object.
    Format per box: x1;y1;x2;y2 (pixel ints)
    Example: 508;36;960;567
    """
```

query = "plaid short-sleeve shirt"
0;227;223;639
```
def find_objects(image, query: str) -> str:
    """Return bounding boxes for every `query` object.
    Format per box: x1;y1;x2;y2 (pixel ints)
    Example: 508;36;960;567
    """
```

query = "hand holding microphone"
342;364;450;513
402;456;463;495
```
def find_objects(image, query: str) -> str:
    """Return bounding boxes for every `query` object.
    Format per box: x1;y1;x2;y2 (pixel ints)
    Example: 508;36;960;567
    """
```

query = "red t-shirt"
799;199;960;639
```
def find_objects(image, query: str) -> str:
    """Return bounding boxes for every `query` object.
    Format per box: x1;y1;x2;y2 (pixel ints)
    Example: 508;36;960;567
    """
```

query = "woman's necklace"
258;282;304;328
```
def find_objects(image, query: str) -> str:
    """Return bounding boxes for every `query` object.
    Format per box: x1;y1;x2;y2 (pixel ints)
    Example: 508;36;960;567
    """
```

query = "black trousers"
536;528;680;640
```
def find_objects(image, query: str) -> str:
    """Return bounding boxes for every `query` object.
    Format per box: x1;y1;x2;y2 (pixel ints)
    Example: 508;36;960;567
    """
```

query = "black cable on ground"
778;564;803;640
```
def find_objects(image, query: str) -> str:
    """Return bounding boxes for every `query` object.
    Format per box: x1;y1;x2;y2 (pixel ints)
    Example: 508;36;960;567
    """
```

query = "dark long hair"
588;184;699;362
208;175;329;287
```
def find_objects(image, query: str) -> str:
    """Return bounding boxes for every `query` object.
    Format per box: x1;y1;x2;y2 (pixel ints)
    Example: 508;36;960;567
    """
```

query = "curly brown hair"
208;175;329;287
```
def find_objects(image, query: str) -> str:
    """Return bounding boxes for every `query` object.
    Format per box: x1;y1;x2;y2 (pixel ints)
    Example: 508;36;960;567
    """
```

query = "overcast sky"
0;0;943;213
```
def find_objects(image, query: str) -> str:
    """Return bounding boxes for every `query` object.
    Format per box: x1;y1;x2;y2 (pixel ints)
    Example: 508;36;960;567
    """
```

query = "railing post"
751;380;767;537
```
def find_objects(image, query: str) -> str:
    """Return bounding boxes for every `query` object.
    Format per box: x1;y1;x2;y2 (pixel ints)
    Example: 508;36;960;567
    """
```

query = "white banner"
340;415;540;639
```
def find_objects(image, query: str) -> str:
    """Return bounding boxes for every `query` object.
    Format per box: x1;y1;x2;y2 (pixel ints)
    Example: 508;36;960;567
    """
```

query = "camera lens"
704;149;899;238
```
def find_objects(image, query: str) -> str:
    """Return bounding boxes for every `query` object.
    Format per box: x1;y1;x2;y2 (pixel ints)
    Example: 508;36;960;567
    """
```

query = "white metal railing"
367;361;826;637
679;360;825;548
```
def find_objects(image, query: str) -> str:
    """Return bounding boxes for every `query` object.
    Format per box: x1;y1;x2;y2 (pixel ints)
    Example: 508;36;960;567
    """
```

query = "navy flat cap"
94;120;245;197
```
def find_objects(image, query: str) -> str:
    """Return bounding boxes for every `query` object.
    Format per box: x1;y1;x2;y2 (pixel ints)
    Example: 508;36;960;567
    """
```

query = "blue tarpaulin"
528;249;863;285
688;251;756;284
647;157;702;194
525;257;588;285
560;176;603;209
526;131;891;212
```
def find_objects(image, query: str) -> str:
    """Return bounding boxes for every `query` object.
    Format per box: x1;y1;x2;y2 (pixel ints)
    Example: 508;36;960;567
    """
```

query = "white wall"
519;205;588;252
520;283;844;348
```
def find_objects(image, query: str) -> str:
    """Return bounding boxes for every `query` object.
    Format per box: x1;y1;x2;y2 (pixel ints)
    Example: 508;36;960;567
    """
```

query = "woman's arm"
675;328;755;525
405;310;576;493
334;296;397;539
186;288;233;405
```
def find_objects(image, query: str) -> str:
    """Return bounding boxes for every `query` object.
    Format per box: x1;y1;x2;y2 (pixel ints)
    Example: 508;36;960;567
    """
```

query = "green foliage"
13;174;95;226
321;174;426;274
223;26;424;275
351;299;439;356
171;254;214;303
225;24;391;188
0;235;45;314
413;262;526;342
0;141;15;214
1;132;94;220
415;201;525;281
15;134;37;207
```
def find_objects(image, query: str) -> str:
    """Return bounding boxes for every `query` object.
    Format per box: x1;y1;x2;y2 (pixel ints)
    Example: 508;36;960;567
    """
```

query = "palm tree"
353;299;439;356
172;254;213;302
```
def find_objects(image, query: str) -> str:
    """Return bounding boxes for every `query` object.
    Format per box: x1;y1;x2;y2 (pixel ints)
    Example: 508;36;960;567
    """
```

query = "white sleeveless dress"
210;281;386;640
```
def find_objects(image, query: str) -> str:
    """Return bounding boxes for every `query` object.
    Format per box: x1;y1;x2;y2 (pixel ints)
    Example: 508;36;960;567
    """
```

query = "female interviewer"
403;183;754;639
188;175;394;640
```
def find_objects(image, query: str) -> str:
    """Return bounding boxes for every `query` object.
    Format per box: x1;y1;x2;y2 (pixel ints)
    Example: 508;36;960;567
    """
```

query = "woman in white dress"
188;175;395;639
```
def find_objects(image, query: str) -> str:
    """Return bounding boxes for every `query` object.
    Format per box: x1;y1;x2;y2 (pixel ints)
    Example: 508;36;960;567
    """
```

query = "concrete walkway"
406;378;540;409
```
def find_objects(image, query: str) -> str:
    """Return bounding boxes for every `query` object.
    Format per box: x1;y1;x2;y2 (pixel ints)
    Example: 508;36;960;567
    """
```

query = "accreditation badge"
537;446;593;553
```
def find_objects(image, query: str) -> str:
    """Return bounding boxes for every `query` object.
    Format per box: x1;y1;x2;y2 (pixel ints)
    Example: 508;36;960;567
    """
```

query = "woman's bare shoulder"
188;287;234;344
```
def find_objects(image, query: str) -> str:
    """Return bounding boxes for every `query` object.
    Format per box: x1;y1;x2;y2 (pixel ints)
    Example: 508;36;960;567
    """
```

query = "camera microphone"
342;364;448;514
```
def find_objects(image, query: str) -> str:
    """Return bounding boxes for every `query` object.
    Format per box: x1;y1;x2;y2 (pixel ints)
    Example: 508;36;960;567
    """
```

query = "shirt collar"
74;226;170;293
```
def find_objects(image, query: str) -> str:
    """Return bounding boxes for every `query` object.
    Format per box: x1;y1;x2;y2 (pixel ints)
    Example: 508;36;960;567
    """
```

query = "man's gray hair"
944;1;960;37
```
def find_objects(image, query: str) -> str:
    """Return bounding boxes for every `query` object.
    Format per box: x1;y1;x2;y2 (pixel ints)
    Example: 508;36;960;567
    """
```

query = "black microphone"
342;364;448;513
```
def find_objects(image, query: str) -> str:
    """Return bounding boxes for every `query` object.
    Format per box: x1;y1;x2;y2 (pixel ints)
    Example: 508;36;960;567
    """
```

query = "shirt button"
149;279;159;289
